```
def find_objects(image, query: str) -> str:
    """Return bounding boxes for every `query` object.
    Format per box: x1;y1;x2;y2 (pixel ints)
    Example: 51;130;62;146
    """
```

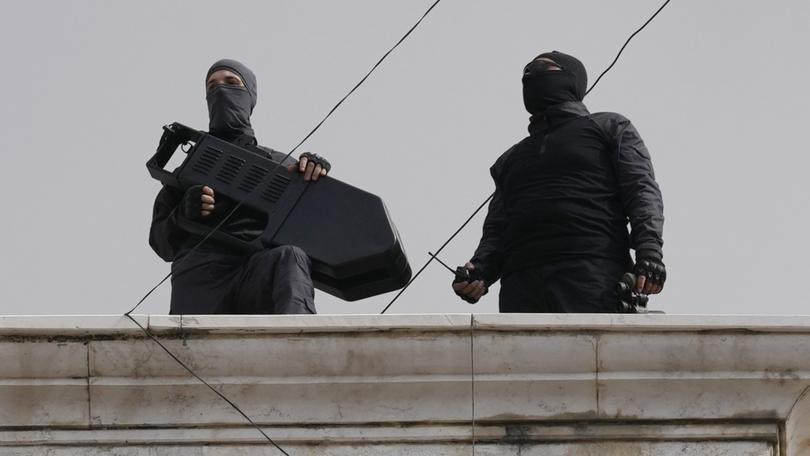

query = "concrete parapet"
1;313;809;455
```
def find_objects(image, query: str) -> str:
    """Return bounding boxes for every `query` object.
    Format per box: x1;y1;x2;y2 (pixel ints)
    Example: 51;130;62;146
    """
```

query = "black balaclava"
205;59;258;142
522;51;587;116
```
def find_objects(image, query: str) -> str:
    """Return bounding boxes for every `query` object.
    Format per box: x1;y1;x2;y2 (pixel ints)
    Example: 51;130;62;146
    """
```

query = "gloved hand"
633;250;666;294
298;152;331;181
179;185;233;221
451;262;488;304
179;185;206;220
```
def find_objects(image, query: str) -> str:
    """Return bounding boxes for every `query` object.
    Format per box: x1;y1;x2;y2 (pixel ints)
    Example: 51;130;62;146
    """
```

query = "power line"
286;0;443;157
379;192;493;314
586;0;672;96
127;0;443;316
124;315;291;456
125;1;446;453
379;0;674;314
122;0;675;453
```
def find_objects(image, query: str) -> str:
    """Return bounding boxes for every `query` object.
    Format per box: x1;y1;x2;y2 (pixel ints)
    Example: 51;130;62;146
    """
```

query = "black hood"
522;51;588;116
205;59;258;142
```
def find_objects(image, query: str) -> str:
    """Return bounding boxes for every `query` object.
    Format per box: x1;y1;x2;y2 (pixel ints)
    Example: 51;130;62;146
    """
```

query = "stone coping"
2;313;810;336
1;313;809;455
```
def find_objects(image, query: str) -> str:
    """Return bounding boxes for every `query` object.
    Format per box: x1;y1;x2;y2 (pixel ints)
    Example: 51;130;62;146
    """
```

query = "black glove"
300;152;331;173
617;272;650;312
179;185;205;221
453;266;482;284
452;265;486;304
633;250;667;290
179;185;235;222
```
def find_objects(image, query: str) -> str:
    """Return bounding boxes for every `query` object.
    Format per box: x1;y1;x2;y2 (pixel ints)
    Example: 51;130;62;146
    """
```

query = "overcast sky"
1;0;808;316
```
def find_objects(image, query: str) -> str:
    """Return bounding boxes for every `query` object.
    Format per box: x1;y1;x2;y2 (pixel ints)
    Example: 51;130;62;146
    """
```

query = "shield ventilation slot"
238;165;269;193
192;146;222;175
261;174;291;203
216;156;245;185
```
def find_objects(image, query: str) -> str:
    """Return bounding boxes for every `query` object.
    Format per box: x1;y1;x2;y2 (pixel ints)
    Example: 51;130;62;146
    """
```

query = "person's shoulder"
494;140;524;164
491;137;529;176
588;111;635;137
590;111;631;125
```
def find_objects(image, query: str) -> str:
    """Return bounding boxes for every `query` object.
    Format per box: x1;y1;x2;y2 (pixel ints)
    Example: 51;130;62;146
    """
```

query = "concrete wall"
2;314;810;455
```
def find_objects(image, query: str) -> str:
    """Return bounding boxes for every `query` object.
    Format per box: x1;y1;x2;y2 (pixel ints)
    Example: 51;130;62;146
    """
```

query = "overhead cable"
124;1;445;453
378;0;674;314
127;0;443;316
586;0;672;96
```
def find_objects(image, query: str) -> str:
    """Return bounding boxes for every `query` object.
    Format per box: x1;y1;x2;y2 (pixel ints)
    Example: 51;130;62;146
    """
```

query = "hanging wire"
127;0;443;316
121;0;676;453
586;0;672;96
125;1;445;453
125;315;291;455
379;192;493;314
379;0;674;314
388;6;678;456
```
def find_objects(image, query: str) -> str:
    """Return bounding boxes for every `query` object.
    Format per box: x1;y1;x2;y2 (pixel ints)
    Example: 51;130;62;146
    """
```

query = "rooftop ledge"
1;313;809;456
6;312;810;334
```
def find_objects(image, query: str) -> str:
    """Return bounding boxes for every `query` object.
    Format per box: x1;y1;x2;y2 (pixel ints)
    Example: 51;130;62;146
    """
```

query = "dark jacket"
149;139;294;262
471;101;664;284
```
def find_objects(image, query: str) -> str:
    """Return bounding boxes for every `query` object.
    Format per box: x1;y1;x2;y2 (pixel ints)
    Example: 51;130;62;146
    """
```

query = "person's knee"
274;245;310;266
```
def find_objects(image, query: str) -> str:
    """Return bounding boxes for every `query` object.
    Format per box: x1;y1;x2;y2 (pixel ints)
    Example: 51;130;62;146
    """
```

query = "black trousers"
499;258;628;313
169;245;316;315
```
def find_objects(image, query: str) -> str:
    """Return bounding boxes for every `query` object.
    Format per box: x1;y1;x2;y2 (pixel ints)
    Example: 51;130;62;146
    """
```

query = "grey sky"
1;0;808;316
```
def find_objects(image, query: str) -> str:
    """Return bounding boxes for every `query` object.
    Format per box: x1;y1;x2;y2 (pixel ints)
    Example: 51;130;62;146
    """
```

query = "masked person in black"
452;51;666;312
149;59;332;315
